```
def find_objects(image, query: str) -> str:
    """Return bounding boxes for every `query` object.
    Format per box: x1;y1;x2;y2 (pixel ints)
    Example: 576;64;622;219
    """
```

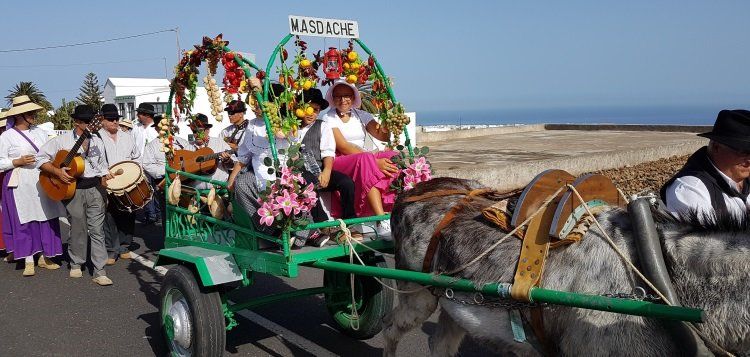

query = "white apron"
4;128;66;224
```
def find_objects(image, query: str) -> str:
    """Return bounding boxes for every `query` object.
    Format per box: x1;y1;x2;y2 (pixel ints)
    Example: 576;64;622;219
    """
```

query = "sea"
416;105;724;128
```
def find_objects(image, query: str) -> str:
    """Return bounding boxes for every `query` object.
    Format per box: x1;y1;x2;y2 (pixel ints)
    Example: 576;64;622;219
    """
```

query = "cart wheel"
160;265;225;356
323;256;394;339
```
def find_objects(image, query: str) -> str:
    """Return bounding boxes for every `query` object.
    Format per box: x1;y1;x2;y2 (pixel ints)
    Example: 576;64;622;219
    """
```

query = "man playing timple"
662;109;750;219
37;105;114;286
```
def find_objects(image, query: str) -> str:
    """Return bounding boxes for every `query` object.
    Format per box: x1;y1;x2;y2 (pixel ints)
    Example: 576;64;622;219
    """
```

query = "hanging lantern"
323;47;343;80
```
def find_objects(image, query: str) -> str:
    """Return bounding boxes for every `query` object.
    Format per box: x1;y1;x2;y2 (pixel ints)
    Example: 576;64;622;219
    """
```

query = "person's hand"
220;151;232;163
101;176;109;188
248;77;262;91
56;167;74;184
227;142;238;151
377;123;389;134
13;155;35;167
376;158;398;177
318;170;331;189
227;177;236;191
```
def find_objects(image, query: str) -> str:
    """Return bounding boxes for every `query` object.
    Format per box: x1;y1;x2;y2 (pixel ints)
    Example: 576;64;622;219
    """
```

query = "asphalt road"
0;221;492;357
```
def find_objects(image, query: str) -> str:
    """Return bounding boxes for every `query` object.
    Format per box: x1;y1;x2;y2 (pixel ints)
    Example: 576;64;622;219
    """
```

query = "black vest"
300;120;323;166
660;146;750;217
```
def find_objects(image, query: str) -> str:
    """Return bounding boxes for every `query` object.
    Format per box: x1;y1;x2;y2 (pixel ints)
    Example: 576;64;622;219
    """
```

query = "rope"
336;220;430;296
616;188;630;204
566;185;735;357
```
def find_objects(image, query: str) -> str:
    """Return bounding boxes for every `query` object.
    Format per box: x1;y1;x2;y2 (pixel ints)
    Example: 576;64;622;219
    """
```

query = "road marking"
129;251;337;357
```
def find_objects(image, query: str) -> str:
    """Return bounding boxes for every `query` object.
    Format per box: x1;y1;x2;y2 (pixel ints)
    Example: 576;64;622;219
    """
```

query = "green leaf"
278;149;286;155
263;157;272;166
421;146;430;154
413;147;420;156
396;145;404;151
267;168;275;175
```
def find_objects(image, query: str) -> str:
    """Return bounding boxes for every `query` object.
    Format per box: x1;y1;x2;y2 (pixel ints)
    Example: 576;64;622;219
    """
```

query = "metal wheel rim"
163;288;193;356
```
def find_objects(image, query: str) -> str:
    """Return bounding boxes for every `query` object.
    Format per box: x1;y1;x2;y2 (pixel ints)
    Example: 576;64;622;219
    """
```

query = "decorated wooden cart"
155;18;704;357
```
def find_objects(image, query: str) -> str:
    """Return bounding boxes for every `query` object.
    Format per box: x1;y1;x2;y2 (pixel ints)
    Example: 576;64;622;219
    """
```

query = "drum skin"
106;161;153;211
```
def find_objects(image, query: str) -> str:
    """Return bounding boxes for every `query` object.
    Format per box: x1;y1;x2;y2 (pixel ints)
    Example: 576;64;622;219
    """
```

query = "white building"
103;77;241;138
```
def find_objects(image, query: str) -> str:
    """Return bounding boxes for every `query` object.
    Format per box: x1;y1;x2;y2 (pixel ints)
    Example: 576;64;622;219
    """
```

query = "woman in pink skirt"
322;80;398;235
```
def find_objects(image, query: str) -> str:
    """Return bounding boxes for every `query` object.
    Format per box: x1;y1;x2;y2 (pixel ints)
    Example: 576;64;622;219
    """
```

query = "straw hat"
119;119;134;128
5;95;44;117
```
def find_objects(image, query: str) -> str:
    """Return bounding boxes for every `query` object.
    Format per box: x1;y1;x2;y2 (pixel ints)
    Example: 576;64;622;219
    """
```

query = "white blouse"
322;108;374;150
0;127;66;224
236;118;291;189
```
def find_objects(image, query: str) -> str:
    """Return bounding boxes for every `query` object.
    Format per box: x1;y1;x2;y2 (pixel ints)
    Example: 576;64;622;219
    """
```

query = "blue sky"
1;1;748;117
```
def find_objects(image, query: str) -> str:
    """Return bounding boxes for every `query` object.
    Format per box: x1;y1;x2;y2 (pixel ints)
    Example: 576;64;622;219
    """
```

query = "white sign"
289;15;359;39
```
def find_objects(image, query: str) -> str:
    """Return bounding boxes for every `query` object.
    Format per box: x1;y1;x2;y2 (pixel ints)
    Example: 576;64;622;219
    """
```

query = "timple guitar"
157;148;236;188
40;119;102;201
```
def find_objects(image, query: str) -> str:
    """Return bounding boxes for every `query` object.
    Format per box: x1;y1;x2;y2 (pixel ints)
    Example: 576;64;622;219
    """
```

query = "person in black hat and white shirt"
661;109;750;220
219;78;263;150
185;113;233;188
133;103;159;158
97;104;139;265
36;105;114;286
133;103;160;225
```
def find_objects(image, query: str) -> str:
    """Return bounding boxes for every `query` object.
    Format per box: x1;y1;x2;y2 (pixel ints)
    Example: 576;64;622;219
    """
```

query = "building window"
118;103;126;119
142;102;168;116
127;103;135;120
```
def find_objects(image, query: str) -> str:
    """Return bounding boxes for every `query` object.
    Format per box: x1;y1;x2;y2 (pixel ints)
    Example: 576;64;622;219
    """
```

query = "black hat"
189;113;212;129
136;103;155;116
698;110;750;152
150;114;164;128
224;100;247;114
268;83;288;117
296;88;329;111
71;105;96;123
100;103;121;120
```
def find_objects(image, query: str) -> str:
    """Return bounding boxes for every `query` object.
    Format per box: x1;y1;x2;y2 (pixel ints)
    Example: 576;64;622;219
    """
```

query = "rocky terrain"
592;155;689;196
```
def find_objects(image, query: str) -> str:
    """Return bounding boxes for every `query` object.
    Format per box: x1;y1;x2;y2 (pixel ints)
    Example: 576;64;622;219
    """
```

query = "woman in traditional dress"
0;96;66;276
322;80;398;236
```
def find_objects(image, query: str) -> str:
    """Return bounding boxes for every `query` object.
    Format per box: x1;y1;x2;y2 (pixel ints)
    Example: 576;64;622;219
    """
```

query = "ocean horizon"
415;105;730;127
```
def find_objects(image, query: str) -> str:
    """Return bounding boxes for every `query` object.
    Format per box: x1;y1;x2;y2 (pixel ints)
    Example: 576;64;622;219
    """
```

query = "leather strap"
420;189;489;272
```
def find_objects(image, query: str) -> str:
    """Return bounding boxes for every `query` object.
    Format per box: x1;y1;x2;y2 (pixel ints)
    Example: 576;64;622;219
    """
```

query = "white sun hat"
324;79;362;109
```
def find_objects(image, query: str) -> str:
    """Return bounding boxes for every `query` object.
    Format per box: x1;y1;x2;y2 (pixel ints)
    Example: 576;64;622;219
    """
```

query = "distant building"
103;77;242;137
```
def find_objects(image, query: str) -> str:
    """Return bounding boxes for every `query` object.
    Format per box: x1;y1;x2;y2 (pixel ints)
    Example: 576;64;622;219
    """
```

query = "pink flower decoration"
258;202;276;226
275;190;300;216
403;175;417;190
412;157;428;172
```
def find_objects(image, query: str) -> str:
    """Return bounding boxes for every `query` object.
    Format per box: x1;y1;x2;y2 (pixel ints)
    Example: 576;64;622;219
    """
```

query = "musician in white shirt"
37;105;114;286
98;104;140;265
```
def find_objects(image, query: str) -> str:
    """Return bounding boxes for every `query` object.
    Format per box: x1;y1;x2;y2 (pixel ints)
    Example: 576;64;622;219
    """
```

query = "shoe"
69;267;83;278
92;275;113;286
375;220;392;240
106;258;116;266
334;229;363;243
307;232;331;248
4;252;14;262
119;252;131;260
38;256;61;270
23;263;35;277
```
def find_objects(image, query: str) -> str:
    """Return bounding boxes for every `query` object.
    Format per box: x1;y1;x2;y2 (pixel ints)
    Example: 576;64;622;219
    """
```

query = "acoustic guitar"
159;148;236;188
40;119;102;201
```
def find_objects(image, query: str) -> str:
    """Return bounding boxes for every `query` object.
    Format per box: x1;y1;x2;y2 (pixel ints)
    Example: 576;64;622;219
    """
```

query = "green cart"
155;32;703;356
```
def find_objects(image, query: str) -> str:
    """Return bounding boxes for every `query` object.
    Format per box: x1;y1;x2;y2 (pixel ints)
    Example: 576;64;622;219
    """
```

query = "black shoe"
307;233;331;248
